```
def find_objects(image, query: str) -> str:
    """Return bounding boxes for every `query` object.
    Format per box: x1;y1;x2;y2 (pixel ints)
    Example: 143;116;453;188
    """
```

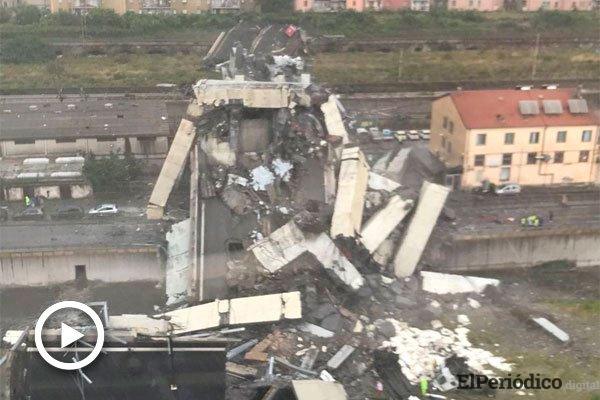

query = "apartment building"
49;0;253;13
429;88;599;188
447;0;501;11
522;0;593;10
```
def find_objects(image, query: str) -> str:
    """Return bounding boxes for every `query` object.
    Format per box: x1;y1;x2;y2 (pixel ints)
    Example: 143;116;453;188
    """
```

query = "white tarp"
394;181;450;277
420;271;500;295
250;221;364;290
361;195;413;254
292;380;348;400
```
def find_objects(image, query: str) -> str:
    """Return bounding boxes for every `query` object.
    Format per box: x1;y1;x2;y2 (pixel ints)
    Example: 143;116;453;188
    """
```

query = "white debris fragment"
430;300;441;308
431;320;443;330
368;172;401;192
421;271;500;295
227;174;248;187
250;166;275;190
272;158;293;182
457;315;471;326
532;317;570;343
320;370;336;382
467;298;481;309
382;318;512;384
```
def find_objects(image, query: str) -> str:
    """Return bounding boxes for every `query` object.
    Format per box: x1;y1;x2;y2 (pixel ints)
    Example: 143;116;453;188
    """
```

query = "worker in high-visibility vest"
24;195;32;208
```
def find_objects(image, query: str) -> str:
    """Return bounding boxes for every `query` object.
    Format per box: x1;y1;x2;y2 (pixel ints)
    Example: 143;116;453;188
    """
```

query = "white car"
88;204;119;215
495;183;521;195
419;129;431;140
407;130;420;140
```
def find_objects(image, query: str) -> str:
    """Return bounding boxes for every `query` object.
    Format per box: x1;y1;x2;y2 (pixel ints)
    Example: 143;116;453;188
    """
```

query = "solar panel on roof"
518;100;540;115
567;99;589;114
542;100;563;115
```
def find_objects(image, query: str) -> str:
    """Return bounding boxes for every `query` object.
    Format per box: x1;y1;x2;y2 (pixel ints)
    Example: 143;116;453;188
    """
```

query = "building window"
448;121;454;134
579;150;589;163
56;138;77;143
499;167;510;181
476;133;486;146
442;117;448;129
527;152;537;164
581;130;592;142
529;131;540;144
447;141;452;154
474;154;485;166
97;137;117;142
504;132;514;145
556;131;567;143
502;153;512;165
14;139;35;145
554;151;564;163
441;137;446;148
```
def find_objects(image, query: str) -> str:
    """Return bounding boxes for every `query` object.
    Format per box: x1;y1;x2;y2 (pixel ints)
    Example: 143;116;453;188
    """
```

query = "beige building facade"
430;88;600;188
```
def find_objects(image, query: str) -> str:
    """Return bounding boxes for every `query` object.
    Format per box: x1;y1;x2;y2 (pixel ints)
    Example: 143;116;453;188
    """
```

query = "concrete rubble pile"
142;22;518;400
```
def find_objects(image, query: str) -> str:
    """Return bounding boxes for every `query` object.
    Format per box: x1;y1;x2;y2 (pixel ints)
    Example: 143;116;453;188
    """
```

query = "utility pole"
531;33;540;80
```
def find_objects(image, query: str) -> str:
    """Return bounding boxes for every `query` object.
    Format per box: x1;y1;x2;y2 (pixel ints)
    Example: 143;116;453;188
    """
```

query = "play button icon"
35;301;105;371
60;323;85;348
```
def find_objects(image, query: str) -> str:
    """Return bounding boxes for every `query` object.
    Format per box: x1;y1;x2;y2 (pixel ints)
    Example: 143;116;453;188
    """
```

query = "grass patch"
545;299;600;318
313;47;600;85
1;46;597;90
0;54;216;90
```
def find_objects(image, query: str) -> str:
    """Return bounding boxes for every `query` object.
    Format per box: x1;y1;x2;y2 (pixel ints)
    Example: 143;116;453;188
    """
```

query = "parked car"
53;205;84;220
88;204;119;216
419;129;431;140
495;183;521;195
395;130;407;143
368;127;380;136
14;207;44;221
407;130;420;140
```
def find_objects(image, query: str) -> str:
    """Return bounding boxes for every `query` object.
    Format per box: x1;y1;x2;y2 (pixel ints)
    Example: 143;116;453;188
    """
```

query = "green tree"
258;0;293;13
0;7;12;23
0;36;54;63
83;152;142;193
86;8;123;28
14;5;42;25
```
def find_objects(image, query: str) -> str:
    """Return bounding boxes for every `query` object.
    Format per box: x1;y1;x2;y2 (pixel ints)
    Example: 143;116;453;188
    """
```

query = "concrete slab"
394;181;450;277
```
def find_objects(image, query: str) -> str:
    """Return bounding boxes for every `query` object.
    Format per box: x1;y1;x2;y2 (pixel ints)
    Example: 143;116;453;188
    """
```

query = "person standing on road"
24;195;31;208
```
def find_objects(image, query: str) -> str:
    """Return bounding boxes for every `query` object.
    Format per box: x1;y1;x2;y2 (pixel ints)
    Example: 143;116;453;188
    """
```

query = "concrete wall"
425;230;600;271
0;248;162;287
34;186;61;199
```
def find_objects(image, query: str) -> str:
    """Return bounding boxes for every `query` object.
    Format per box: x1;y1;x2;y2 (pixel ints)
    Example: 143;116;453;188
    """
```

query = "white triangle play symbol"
60;323;84;348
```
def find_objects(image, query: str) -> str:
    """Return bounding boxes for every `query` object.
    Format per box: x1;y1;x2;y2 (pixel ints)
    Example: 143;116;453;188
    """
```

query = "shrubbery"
0;7;597;39
0;35;55;63
83;152;142;193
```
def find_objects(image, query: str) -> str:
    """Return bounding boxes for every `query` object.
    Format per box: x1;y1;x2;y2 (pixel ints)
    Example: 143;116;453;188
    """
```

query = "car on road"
407;130;420;140
88;204;119;216
495;183;521;195
53;205;84;220
419;129;431;140
14;207;45;221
